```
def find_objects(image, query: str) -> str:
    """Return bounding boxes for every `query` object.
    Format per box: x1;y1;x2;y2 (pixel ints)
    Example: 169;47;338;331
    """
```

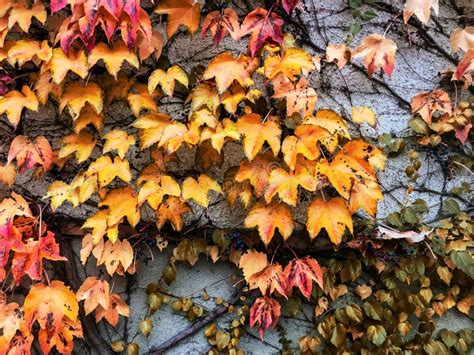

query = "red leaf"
0;221;25;268
201;8;240;46
249;296;281;338
282;0;301;14
284;257;323;299
240;8;284;57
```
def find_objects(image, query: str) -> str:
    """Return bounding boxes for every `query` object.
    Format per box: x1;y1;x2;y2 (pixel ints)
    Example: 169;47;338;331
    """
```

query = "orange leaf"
352;34;397;78
0;163;16;187
102;129;135;159
303;109;350;139
284;257;323;299
76;277;110;316
47;47;89;84
155;0;201;38
450;26;474;53
99;187;140;227
326;43;350;70
223;166;253;208
133;112;172;149
138;175;181;209
238;250;268;283
452;49;474;81
88;41;139;79
235;151;275;197
272;75;317;117
0;85;38;127
38;318;82;354
97;239;134;276
59;82;103;120
7;135;52;173
306;197;353;244
245;201;293;246
186;83;219;113
203;52;257;94
182;174;222;207
200;118;241;153
95;293;129;326
59;131;97;163
248;263;287;297
264;47;315;80
7;39;51;66
349;179;383;217
7;1;46;32
403;0;438;25
86;156;131;188
148;65;188;96
0;192;32;225
249;296;281;338
236;113;281;161
156;196;191;231
411;90;452;124
45;172;98;210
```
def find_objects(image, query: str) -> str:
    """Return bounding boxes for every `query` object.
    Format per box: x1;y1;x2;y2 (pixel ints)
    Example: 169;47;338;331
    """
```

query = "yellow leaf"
59;131;97;163
156;196;191;231
47;47;89;84
326;43;350;70
185;83;219;113
99;187;140;227
97;239;134;275
73;104;104;133
245;201;294;246
132;112;172;149
155;0;201;38
264;47;315;80
0;163;16;187
138;175;181;209
304;109;350;139
82;209;118;244
182;174;222;207
306;197;353;244
86;156;132;188
235;151;275;197
239;250;268;283
7;39;51;66
203;52;257;94
352;106;377;127
59;82;103;120
127;84;158;116
102;130;135;159
0;85;38;127
403;0;438;25
45;173;97;210
450;26;474;53
236;113;281;161
148;65;188;96
88;41;139;79
349;180;383;217
7;1;46;32
200;118;240;153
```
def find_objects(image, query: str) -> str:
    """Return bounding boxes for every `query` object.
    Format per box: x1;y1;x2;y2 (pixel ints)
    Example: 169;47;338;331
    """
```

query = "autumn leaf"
200;118;241;153
7;39;51;67
237;113;281;161
7;1;46;33
245;201;293;246
303;109;350;140
306;197;353;244
0;85;38;127
76;277;110;316
156;196;191;231
248;263;287;297
59;82;103;120
47;47;89;84
34;68;64;105
223;166;253;208
272;75;317;117
282;0;301;14
352;34;397;78
88;41;139;79
235;151;275;197
403;0;438;25
132;112;171;149
411;90;452;124
8;135;52;173
349;179;383;217
186;83;220;114
240;8;284;57
87;156;132;187
284;257;323;299
264;47;315;80
201;8;240;46
326;44;350;70
239;250;268;282
250;296;281;338
102;130;135;159
59;131;97;163
82;209;119;244
195;140;223;170
99;187;140;227
95;293;129;326
155;0;201;38
0;221;25;269
158;121;189;153
97;239;134;276
352;106;377;127
0;192;32;225
148;65;188;96
452;49;474;81
0;291;24;343
38;318;82;354
0;163;16;187
450;27;474;53
24;281;78;335
138;175;181;209
182;174;222;207
220;84;261;114
45;172;98;210
203;52;257;94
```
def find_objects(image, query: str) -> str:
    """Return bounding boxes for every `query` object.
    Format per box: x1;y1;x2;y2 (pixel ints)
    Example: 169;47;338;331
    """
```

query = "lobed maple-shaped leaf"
352;106;377;127
272;75;317;117
200;118;241;153
306;197;353;244
223;166;253;208
195;140;223;170
182;174;222;208
411;89;452;124
133;112;171;149
59;82;103;120
450;27;474;53
102;129;136;159
12;231;67;283
245;201;293;246
59;131;97;163
235;151;276;197
282;0;301;14
8;135;52;173
352;34;397;78
34;68;64;105
239;250;268;283
240;8;284;57
0;291;24;344
237;113;281;161
201;8;240;46
7;39;52;67
95;293;129;326
0;192;32;225
0;163;16;187
326;43;350;70
403;0;438;25
0;85;38;127
0;221;25;268
249;296;281;338
155;0;201;38
203;52;257;94
186;83;220;113
97;239;134;275
158;121;189;153
7;0;46;33
127;84;158;116
38;318;82;354
284;257;323;299
88;41;139;79
47;48;89;85
264;47;315;80
24;281;79;337
148;65;188;96
138;175;181;209
87;156;132;187
76;277;110;316
82;209;118;244
303;109;351;140
156;196;191;231
99;187;140;227
452;49;474;81
349;180;383;217
221;84;261;114
45;172;98;210
248;263;287;297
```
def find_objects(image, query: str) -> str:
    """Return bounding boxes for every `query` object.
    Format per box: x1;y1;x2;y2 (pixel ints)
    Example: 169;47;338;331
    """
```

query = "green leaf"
401;207;419;225
349;23;361;36
363;300;383;321
361;10;377;20
330;323;346;348
440;329;457;348
443;198;461;215
387;212;403;228
345;304;363;323
450;250;474;278
409;117;430;135
349;0;362;9
367;325;386;346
